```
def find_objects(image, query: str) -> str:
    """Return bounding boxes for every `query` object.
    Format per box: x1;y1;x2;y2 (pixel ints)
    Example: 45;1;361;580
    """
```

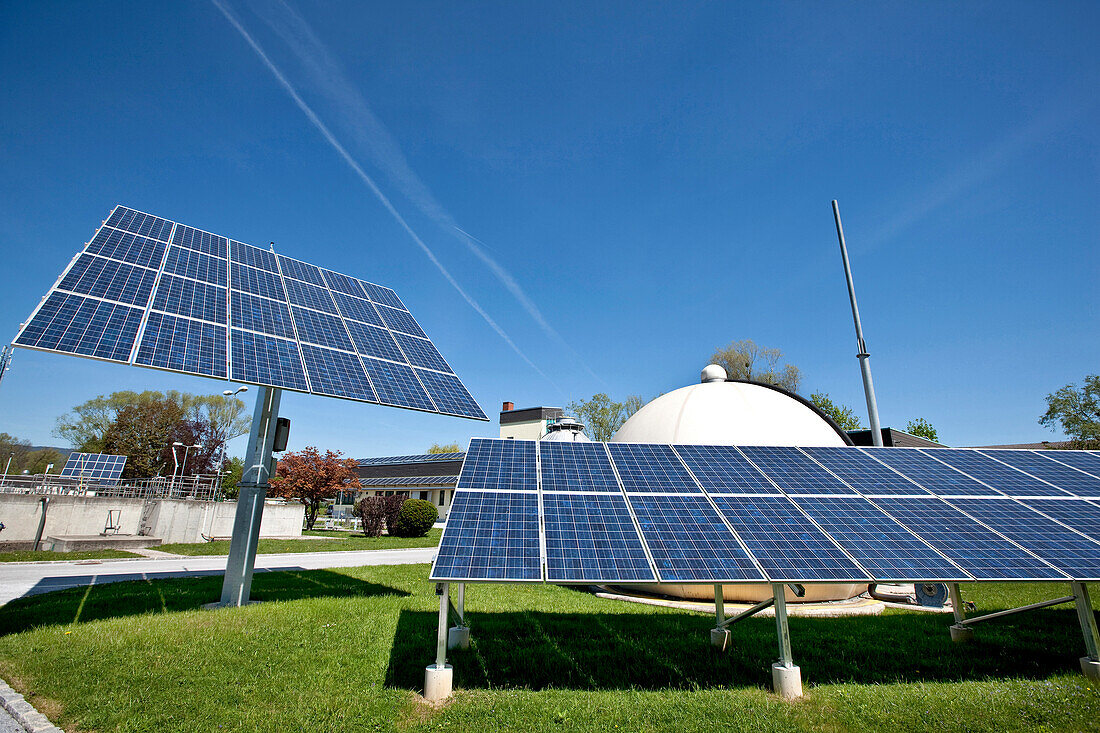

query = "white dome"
611;374;848;446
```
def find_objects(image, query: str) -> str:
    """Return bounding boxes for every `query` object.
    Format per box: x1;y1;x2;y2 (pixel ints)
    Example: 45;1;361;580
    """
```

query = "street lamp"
218;386;248;496
3;452;13;487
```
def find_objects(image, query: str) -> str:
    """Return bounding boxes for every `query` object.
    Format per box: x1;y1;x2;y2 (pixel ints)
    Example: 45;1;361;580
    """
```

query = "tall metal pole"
218;385;282;607
832;200;884;447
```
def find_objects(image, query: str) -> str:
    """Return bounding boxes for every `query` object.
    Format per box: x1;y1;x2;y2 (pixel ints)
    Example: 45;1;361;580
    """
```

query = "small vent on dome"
701;364;727;383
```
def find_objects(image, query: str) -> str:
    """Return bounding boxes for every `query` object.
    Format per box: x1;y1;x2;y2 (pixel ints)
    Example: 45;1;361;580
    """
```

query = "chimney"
502;401;514;412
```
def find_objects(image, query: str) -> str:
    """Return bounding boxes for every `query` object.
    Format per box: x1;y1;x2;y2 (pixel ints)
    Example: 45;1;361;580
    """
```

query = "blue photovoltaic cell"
172;225;228;258
980;450;1100;498
283;277;337;314
414;368;487;419
361;357;436;411
606;443;701;493
543;493;655;582
673;444;777;494
792;495;970;581
290;306;354;351
361;281;405;310
329;291;383;327
152;275;227;323
628;494;764;581
278;255;327;286
15;292;142;362
1022;499;1100;543
929;450;1071;497
86;227;166;268
713;495;868;581
738;446;852;494
872;496;1065;579
230;330;309;392
430;491;541;581
343;319;405;362
539;442;621;492
230;291;295;339
60;453;127;480
1038;451;1100;478
58;254;158;307
106;207;173;241
299;344;375;402
232;264;286;301
950;498;1100;580
458;439;536;491
163;246;227;287
801;446;930;495
393;332;452;373
230;241;278;272
376;304;426;338
320;269;366;297
135;312;227;378
865;448;1003;496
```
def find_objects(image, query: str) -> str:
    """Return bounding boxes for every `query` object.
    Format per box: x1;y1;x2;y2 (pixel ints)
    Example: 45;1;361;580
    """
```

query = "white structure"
541;417;591;442
499;402;564;440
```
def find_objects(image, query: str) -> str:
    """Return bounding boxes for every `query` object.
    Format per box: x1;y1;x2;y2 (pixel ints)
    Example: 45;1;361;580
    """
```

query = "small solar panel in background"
60;453;127;481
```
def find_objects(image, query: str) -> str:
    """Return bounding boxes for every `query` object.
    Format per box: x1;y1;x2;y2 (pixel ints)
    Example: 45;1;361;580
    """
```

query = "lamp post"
3;452;13;487
180;443;203;495
171;441;184;493
218;386;249;496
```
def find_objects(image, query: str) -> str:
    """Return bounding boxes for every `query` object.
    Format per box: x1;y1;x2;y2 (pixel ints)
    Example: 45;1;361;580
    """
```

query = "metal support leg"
425;583;454;700
948;582;974;642
770;583;802;698
448;582;470;650
1072;582;1100;680
711;584;730;650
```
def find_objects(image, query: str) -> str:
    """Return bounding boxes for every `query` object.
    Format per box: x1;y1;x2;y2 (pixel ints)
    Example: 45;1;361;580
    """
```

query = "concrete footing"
710;628;730;650
1082;657;1100;681
424;664;453;702
448;626;470;650
949;624;974;643
771;663;802;699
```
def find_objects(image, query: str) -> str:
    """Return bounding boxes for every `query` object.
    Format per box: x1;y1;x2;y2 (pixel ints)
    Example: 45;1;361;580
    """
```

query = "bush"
381;494;407;534
352;496;385;537
391;499;438;538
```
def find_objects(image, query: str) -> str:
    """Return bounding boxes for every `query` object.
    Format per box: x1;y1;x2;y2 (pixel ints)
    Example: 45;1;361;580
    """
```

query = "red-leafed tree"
270;446;361;531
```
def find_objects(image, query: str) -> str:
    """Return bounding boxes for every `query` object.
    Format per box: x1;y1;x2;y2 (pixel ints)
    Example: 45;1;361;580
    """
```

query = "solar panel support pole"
448;582;470;650
832;200;884;447
425;582;454;701
771;584;803;698
217;385;282;607
1072;583;1100;679
711;585;730;649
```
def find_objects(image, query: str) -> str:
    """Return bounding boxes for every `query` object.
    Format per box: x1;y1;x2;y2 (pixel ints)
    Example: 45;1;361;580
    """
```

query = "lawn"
0;568;1096;732
0;549;140;562
157;529;441;555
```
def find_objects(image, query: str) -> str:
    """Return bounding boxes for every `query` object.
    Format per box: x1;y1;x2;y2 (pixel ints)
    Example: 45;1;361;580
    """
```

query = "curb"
0;678;63;733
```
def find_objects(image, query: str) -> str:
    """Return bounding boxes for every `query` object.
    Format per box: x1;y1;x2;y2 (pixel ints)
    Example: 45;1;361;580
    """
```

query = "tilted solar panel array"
430;439;1100;584
59;452;127;481
13;206;487;421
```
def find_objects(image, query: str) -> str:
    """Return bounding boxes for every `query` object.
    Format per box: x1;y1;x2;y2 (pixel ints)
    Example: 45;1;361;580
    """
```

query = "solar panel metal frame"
59;452;127;481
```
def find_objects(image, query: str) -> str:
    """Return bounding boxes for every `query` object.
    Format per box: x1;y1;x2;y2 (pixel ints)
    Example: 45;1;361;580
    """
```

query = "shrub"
381;494;407;534
352;496;385;537
391;499;438;537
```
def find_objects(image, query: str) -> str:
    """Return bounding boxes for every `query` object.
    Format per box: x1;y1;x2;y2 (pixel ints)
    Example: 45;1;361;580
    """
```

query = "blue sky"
1;1;1097;458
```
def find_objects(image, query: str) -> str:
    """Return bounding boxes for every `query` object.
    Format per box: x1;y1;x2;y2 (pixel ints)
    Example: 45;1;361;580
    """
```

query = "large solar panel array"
14;206;487;421
59;452;127;481
430;440;1100;584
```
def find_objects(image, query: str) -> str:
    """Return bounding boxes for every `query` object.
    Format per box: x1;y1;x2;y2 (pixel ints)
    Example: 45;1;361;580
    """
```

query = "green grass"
0;549;140;562
0;572;1096;732
156;529;441;555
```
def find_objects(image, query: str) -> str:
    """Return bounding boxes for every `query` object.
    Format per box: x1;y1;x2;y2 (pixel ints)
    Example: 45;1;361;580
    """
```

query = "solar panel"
801;446;930;495
627;494;765;581
430;491;541;581
792;495;970;581
871;496;1066;580
712;495;868;581
1038;450;1100;478
357;475;457;487
459;439;536;492
929;449;1072;497
950;498;1100;580
539;442;621;493
14;206;487;420
605;443;701;493
979;450;1100;498
672;444;777;494
738;446;852;494
60;452;127;481
543;493;655;582
1021;499;1100;543
865;448;1003;496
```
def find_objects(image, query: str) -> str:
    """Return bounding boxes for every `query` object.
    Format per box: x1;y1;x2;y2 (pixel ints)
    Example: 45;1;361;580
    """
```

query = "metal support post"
425;583;454;701
217;386;281;607
436;583;450;668
770;583;802;698
1072;582;1100;680
711;584;730;649
448;582;470;650
948;582;973;641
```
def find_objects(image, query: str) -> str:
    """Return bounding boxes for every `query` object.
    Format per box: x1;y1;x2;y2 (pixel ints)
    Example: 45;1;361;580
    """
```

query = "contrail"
240;0;600;384
210;0;559;389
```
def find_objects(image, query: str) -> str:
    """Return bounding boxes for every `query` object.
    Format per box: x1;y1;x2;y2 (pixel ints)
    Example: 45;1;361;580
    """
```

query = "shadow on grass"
384;606;1094;691
0;569;408;636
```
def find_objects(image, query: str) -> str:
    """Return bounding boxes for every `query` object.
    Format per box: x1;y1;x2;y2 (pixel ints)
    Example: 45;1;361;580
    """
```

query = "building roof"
964;441;1074;450
499;406;564;425
357;475;458;487
847;428;946;448
356;453;464;467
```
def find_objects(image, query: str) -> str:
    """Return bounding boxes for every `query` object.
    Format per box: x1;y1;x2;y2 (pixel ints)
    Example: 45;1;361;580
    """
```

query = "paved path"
0;548;436;606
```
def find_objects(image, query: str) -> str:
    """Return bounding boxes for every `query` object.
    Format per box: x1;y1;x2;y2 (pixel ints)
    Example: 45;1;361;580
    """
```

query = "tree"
271;447;361;531
100;397;187;478
905;418;939;442
566;393;646;442
709;339;801;393
21;448;64;474
220;456;245;500
1040;375;1100;445
353;496;385;537
427;443;461;454
809;392;864;432
391;499;437;537
0;433;33;475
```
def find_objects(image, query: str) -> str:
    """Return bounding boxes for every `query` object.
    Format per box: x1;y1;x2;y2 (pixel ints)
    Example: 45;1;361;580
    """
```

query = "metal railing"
0;473;223;500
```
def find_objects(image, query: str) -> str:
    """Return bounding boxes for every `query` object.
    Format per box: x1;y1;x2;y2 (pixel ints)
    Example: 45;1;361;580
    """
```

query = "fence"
0;473;224;501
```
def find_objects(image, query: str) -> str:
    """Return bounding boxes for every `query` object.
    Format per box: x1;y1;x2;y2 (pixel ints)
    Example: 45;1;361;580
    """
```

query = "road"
0;548;436;606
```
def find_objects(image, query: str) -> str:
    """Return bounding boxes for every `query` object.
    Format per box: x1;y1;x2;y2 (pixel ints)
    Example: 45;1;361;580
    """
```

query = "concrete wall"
0;494;304;548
